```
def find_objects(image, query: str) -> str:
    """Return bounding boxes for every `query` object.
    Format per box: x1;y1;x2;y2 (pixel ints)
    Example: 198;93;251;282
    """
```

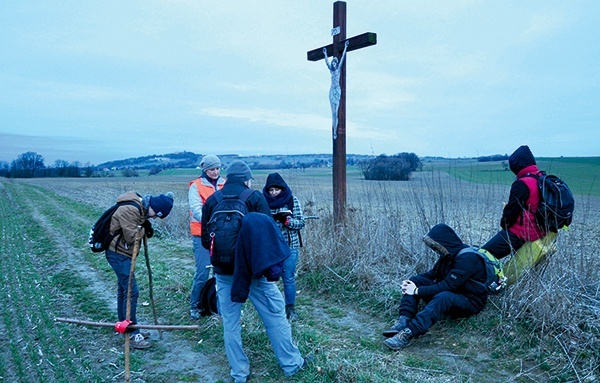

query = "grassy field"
0;158;598;382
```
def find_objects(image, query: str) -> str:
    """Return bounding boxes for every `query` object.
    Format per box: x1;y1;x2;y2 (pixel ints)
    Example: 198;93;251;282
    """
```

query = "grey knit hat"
226;160;253;181
200;155;221;172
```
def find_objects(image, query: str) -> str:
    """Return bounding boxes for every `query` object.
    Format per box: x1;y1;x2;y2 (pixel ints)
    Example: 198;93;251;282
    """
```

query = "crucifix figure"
307;1;377;225
324;40;349;140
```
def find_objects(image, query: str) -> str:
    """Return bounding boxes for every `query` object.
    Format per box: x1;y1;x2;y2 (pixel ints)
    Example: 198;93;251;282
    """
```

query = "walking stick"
143;236;162;339
124;226;143;383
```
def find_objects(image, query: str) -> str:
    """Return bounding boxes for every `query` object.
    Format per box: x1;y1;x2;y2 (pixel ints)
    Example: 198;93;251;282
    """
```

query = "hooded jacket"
502;145;545;241
231;212;291;303
417;224;488;309
262;173;305;249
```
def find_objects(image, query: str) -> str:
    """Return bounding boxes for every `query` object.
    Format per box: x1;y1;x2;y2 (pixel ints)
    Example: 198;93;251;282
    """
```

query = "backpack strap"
112;201;143;248
238;188;254;203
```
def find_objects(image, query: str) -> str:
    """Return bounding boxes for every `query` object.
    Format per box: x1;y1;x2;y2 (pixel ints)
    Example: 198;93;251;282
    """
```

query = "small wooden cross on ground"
307;1;377;226
55;229;200;383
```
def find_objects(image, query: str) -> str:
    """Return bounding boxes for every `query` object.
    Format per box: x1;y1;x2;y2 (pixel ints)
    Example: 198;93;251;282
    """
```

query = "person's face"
268;187;283;197
205;167;220;180
147;206;157;219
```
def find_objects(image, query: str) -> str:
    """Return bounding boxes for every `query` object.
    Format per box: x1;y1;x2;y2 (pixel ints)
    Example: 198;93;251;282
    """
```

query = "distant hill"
96;151;377;171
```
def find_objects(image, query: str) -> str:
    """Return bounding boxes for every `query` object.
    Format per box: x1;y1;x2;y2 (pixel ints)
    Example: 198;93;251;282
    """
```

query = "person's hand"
323;47;327;54
401;280;417;295
273;210;292;224
345;40;349;47
142;220;154;239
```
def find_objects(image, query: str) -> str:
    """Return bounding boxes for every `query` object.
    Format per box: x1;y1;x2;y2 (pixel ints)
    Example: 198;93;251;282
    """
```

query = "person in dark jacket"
383;224;488;350
481;145;546;259
232;212;291;302
201;161;305;383
262;172;306;321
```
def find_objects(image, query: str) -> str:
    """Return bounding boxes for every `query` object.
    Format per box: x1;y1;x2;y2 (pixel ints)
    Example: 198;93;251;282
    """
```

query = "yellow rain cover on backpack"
504;232;558;284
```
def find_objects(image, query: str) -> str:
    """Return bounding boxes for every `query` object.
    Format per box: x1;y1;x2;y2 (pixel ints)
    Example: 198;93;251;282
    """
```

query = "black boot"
382;315;410;338
285;304;298;321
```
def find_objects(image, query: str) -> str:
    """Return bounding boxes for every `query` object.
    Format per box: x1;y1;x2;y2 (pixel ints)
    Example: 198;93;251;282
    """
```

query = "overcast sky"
1;1;598;166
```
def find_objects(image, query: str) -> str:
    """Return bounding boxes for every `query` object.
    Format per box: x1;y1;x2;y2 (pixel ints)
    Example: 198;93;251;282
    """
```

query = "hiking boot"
190;308;201;320
285;304;298;321
384;328;413;351
140;330;151;339
130;333;152;349
382;315;410;338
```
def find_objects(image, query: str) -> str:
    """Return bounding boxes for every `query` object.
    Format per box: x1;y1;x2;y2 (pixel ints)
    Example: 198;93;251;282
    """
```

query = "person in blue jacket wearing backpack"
383;224;488;350
262;172;306;321
481;145;546;259
201;161;306;383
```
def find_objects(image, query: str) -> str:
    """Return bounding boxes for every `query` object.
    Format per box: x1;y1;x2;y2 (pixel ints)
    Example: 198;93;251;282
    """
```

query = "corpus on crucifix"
324;40;349;140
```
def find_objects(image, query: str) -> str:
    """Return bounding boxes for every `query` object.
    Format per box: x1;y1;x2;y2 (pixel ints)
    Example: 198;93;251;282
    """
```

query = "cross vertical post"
307;1;377;226
333;1;347;226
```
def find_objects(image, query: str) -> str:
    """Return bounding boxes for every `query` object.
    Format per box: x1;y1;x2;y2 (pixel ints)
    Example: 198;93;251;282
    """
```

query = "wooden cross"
307;1;377;225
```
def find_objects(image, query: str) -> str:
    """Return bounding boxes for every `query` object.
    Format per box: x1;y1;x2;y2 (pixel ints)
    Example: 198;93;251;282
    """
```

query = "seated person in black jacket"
383;224;489;350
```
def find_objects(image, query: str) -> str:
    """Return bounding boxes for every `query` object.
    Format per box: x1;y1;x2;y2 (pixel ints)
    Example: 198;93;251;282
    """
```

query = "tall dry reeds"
289;169;599;379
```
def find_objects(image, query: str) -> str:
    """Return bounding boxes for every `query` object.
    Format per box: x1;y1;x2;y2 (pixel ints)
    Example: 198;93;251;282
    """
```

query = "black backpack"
458;247;506;295
528;172;575;233
88;201;142;253
197;276;218;316
205;189;254;271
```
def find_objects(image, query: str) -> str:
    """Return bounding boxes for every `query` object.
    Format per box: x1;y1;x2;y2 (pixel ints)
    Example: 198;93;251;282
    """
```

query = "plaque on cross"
307;1;377;225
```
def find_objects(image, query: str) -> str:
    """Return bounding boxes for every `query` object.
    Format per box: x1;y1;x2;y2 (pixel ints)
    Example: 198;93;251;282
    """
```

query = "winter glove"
142;220;154;238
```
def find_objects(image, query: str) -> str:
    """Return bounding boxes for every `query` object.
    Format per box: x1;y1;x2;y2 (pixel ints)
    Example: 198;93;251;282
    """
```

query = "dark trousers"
400;275;482;337
482;229;525;259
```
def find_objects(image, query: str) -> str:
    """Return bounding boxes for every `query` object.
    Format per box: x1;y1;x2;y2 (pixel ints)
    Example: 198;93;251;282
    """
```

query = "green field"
157;156;600;196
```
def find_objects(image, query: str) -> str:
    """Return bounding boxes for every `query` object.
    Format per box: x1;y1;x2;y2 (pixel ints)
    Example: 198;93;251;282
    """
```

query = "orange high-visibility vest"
189;178;224;236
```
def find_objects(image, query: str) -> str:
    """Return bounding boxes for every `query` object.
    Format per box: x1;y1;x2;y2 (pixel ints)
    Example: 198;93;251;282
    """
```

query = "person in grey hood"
383;224;488;351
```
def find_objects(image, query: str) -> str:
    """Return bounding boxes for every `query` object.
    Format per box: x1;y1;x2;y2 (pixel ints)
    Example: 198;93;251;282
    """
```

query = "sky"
1;1;598;166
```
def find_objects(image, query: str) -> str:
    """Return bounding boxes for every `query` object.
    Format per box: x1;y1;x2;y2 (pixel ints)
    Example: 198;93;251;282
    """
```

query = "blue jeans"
190;236;211;311
106;250;140;335
282;248;299;306
215;274;304;383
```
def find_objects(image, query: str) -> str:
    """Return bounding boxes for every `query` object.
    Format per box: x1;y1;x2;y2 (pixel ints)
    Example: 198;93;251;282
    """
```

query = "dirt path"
7;181;227;382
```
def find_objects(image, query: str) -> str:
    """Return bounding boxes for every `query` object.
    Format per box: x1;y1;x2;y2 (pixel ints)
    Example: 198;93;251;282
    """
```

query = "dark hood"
262;172;293;209
423;224;468;258
509;145;536;175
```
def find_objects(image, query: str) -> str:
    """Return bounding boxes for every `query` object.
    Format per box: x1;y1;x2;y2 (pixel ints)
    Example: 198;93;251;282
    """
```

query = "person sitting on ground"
188;154;225;319
262;172;306;321
480;145;547;259
383;224;489;351
106;191;174;349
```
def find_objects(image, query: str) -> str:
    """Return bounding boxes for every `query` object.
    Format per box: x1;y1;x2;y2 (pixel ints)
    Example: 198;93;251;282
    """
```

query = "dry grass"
6;168;600;382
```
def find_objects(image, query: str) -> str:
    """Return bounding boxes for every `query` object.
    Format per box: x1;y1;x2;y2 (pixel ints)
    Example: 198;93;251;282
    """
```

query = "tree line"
0;151;94;178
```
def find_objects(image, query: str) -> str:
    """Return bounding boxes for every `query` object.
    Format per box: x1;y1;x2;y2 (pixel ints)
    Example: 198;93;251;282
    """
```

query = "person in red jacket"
481;145;546;259
188;155;225;319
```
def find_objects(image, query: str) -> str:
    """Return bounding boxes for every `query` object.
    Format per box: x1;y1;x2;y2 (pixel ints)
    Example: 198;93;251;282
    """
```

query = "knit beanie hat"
200;155;221;172
150;192;175;218
226;160;253;181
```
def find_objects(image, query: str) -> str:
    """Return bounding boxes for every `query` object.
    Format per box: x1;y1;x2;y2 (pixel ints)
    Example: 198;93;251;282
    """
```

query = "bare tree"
11;152;45;178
